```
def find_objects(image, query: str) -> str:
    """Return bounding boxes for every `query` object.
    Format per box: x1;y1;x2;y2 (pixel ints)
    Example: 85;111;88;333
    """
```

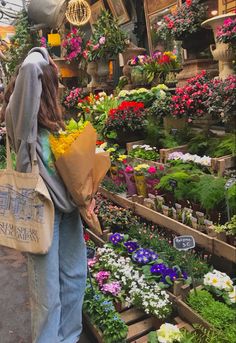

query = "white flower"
228;286;236;304
157;323;182;343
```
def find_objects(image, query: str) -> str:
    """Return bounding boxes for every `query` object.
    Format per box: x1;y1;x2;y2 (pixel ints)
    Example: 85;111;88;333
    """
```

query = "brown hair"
38;64;65;131
0;63;64;131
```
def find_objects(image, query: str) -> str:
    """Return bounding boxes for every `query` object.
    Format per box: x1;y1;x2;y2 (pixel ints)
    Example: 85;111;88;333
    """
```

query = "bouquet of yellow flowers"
50;119;110;235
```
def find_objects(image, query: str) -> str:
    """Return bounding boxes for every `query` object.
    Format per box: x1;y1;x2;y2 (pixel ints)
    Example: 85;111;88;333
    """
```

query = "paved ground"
0;246;91;343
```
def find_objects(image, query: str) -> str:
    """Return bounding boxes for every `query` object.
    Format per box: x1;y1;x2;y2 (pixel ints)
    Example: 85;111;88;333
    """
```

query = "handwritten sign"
87;247;96;259
173;235;195;251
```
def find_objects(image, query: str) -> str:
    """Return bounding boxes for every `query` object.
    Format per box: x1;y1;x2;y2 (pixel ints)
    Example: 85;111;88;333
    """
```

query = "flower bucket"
124;171;137;196
134;174;147;197
146;178;160;196
117;169;126;185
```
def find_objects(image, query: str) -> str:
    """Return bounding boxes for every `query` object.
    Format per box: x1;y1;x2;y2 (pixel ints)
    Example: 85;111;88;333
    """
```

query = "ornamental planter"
115;130;146;147
134;174;147;198
163;117;187;132
87;61;100;89
202;13;236;79
97;57;110;88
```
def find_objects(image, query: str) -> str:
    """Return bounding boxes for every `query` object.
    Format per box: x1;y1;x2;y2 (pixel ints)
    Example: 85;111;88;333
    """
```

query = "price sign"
87;247;96;259
173;235;195;251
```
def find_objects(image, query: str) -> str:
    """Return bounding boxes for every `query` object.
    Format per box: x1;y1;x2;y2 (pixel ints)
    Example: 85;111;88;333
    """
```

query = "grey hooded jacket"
6;47;76;213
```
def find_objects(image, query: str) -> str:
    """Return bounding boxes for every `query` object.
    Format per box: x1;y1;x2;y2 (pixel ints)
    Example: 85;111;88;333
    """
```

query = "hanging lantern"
65;0;91;26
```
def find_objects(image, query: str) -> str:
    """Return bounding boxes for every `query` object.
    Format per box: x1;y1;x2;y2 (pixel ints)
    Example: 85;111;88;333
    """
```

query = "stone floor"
0;246;92;343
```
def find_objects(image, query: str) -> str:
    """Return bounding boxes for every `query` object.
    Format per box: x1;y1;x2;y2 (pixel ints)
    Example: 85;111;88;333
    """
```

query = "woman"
3;47;87;343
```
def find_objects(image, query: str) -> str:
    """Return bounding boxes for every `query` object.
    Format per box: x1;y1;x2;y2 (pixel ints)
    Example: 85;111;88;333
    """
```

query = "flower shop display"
103;101;147;145
140;51;180;85
202;12;236;79
156;0;212;59
49;119;110;234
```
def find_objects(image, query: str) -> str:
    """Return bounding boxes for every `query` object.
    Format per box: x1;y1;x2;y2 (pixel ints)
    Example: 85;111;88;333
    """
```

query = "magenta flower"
95;271;111;286
125;165;134;173
148;166;157;174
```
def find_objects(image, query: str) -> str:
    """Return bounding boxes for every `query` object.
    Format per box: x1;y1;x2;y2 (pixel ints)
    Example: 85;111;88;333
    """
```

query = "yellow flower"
49;121;89;160
117;154;127;161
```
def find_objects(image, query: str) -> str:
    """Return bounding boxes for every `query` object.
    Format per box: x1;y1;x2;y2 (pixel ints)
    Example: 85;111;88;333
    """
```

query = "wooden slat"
213;238;236;264
120;308;147;325
86;229;105;247
127;317;154;342
83;313;103;343
132;335;149;343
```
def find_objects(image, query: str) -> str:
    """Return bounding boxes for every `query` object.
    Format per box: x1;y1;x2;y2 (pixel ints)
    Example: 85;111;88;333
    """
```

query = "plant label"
173;235;195;251
225;178;236;190
169;179;178;188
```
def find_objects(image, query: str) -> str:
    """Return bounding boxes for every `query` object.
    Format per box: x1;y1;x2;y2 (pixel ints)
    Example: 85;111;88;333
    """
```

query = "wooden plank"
126;140;145;152
127;317;154;342
99;187;135;210
86;229;105;247
120;308;147;325
159;145;188;163
134;203;214;253
133;335;149;343
213;238;236;264
174;317;195;332
83;312;103;343
175;299;212;330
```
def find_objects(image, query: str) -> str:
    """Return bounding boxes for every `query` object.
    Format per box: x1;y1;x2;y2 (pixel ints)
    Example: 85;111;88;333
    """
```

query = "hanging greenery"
4;11;40;79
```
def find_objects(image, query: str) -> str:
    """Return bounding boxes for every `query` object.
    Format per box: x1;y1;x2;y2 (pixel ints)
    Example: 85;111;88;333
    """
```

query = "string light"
65;0;91;26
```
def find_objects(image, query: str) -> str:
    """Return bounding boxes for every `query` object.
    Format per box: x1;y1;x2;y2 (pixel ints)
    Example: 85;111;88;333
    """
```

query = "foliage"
148;91;172;118
187;289;236;331
62;27;85;63
5;11;40;78
156;0;208;41
102;178;127;194
83;285;128;343
214;215;236;236
227;185;236;216
210;134;236;157
192;175;225;213
84;10;127;61
128;144;159;161
103;101;147;138
0;145;6;169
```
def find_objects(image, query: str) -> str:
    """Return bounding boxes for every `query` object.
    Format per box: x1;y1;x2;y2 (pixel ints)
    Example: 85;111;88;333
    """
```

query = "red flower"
84;232;90;241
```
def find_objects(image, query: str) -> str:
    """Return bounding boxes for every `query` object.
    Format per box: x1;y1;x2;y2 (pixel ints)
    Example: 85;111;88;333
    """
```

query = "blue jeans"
27;208;87;343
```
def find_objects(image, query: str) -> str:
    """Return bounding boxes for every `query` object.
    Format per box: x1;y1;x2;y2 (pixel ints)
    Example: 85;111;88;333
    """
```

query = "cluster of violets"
95;270;121;296
216;17;236;45
151;264;188;283
168;151;211;167
109;233;187;285
128;54;148;66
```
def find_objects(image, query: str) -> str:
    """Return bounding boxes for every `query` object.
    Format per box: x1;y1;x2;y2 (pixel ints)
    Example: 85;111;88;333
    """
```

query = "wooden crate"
98;187;236;263
159;145;188;163
83;307;159;343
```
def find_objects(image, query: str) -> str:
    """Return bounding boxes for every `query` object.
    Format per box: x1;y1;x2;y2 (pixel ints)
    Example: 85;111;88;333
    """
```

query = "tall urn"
202;13;236;79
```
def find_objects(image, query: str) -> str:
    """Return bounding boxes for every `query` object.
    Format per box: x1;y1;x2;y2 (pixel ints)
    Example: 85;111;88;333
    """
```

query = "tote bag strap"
6;133;39;174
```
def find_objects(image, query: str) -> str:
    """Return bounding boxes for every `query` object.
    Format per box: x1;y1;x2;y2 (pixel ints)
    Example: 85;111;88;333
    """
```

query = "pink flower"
101;281;121;296
148;166;157;174
95;271;110;286
92;44;100;51
125;165;134;173
88;257;97;268
99;36;106;45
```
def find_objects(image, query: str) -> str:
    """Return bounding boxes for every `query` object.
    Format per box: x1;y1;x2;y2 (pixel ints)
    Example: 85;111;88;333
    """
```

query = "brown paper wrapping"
55;123;110;235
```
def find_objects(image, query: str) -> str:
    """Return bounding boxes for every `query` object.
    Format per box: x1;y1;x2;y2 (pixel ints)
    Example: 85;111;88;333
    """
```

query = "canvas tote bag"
0;136;54;254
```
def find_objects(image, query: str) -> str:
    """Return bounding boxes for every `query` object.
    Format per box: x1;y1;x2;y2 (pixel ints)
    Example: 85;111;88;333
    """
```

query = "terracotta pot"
202;13;236;79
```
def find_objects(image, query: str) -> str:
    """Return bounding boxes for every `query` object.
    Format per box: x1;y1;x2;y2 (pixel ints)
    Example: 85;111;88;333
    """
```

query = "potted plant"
133;163;149;197
103;101;148;146
145;165;165;196
156;0;213;59
83;10;127;87
202;13;236;79
140;51;180;85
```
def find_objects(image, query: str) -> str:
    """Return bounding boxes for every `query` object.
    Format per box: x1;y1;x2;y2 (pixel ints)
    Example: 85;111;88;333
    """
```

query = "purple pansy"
124;241;139;253
109;233;124;245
